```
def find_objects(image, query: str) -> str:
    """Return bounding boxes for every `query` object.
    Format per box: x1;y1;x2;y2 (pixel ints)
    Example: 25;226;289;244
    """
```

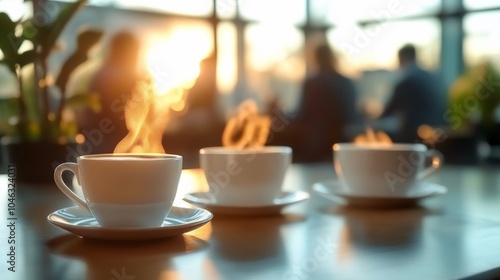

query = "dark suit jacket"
294;70;358;161
382;64;446;142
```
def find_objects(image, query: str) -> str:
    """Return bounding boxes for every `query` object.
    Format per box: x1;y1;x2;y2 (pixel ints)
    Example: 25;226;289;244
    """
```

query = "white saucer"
183;191;310;216
47;206;213;241
312;181;447;208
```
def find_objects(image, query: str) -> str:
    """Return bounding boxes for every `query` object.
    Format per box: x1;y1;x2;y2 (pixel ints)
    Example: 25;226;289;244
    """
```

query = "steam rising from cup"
222;100;271;149
114;79;187;153
353;128;393;146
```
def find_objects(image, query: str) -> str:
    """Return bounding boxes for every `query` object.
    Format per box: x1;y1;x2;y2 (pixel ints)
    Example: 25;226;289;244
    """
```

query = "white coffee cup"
54;153;182;228
333;143;443;197
199;146;292;206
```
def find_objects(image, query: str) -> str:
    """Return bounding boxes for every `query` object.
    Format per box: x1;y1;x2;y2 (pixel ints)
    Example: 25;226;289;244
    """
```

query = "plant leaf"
0;12;17;35
18;50;35;68
39;0;87;58
0;13;22;71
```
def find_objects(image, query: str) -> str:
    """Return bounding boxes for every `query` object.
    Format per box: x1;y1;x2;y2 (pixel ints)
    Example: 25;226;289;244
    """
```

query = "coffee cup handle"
417;150;443;181
54;163;90;212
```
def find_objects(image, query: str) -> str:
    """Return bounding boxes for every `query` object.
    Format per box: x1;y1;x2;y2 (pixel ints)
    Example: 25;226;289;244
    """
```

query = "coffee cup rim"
77;153;182;161
200;146;292;155
333;143;427;151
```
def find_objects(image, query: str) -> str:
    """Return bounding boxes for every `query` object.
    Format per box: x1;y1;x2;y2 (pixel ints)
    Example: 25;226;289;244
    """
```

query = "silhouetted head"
199;55;216;73
398;44;417;69
76;29;104;52
106;31;140;68
314;44;336;72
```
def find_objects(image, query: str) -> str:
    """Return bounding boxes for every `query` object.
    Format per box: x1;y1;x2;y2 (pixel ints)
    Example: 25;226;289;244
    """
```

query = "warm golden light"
146;41;200;95
113;72;193;153
417;124;441;146
116;29;211;154
75;133;85;144
156;87;188;114
178;169;209;194
114;80;168;153
144;27;211;95
222;100;271;149
217;22;237;95
353;128;393;146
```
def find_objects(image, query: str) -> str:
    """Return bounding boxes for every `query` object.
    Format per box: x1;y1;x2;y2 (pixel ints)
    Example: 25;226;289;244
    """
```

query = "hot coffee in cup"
333;143;442;197
199;146;292;206
54;153;182;228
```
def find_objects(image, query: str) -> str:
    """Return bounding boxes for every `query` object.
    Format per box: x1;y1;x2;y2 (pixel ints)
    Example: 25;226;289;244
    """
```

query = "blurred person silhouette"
292;44;359;162
380;44;446;142
185;55;219;121
188;56;216;108
177;54;225;134
77;31;142;153
167;54;224;167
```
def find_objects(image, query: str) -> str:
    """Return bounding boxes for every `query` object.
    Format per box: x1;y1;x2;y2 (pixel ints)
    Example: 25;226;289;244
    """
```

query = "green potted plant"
448;62;500;133
443;62;500;163
0;0;102;183
445;62;500;139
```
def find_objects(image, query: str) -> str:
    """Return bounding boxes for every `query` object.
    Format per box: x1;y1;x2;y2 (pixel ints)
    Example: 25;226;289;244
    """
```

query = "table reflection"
210;214;304;261
47;234;208;280
335;206;430;247
1;164;500;280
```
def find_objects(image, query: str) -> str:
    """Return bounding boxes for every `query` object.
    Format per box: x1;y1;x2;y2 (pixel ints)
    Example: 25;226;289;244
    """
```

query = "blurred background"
1;0;500;172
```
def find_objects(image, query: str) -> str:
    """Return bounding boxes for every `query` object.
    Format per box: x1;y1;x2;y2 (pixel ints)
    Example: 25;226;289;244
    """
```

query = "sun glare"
146;42;200;95
145;29;210;95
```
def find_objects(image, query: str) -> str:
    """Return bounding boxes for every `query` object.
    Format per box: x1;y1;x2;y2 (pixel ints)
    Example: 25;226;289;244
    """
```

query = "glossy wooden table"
1;163;500;280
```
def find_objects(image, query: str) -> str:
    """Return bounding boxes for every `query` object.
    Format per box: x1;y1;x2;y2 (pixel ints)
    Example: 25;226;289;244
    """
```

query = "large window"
239;0;306;25
327;18;441;114
48;9;214;97
245;23;305;112
116;0;213;16
2;0;500;114
464;11;500;71
310;0;440;25
216;22;238;95
328;19;441;77
464;0;500;10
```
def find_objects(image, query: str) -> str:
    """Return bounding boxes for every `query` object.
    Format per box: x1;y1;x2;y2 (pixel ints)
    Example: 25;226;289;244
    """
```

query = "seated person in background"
292;44;359;162
380;44;446;142
77;31;142;153
184;55;221;129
